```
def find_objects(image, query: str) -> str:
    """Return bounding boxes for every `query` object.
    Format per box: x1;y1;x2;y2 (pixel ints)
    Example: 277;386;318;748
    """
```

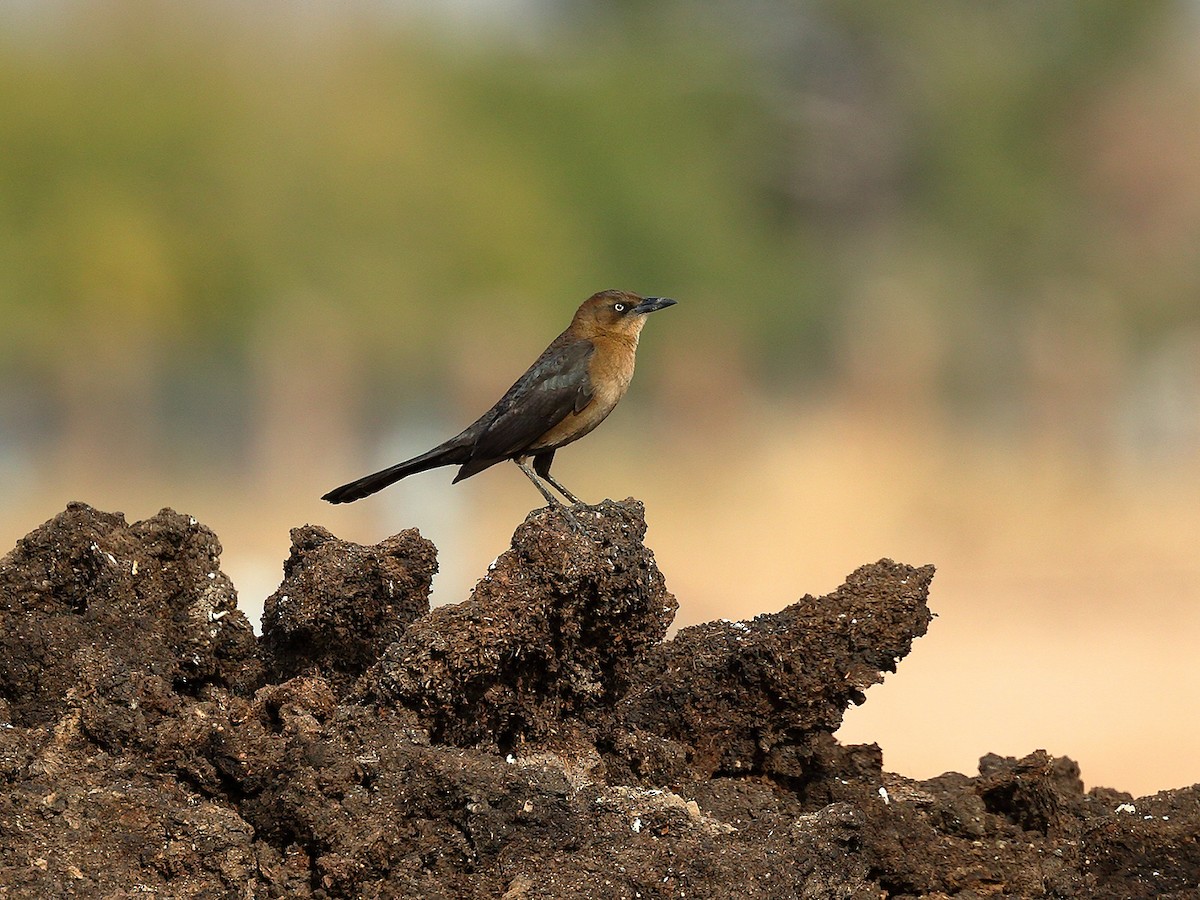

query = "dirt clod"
361;500;676;750
261;524;436;696
0;500;1197;898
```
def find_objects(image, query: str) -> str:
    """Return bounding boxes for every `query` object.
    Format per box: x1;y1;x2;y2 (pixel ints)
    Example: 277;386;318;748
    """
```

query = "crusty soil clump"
261;523;437;696
0;501;1196;898
360;500;677;750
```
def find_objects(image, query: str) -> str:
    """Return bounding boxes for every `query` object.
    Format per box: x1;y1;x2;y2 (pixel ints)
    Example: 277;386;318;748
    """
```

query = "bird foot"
556;504;588;535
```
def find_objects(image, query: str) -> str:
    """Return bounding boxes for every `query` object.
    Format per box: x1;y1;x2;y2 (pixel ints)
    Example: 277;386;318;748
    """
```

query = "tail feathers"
321;443;468;504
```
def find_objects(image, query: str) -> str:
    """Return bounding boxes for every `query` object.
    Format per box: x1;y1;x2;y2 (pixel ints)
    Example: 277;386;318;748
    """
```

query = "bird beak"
632;297;678;314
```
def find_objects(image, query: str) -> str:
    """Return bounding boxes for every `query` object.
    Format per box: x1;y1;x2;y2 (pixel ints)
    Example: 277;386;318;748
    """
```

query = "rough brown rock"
0;503;262;731
360;500;676;750
612;559;934;784
0;500;1197;899
260;524;436;696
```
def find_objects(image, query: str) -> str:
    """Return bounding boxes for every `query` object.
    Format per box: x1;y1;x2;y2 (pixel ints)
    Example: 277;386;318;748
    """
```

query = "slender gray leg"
516;458;584;533
543;473;583;505
533;450;585;505
516;458;562;507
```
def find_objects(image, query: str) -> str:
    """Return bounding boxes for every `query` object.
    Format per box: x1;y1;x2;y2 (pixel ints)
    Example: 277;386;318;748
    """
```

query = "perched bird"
322;290;677;517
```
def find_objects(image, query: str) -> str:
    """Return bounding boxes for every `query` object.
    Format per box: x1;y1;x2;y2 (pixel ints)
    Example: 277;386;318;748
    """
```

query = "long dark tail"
321;440;470;504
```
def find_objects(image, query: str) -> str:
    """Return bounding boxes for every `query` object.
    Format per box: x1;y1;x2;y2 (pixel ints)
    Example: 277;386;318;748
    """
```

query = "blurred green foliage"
0;0;1194;453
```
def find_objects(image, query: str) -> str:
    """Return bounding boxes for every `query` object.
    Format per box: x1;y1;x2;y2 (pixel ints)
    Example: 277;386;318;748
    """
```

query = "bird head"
572;290;677;342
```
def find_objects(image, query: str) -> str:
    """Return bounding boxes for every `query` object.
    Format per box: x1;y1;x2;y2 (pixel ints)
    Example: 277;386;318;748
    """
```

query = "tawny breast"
529;336;637;451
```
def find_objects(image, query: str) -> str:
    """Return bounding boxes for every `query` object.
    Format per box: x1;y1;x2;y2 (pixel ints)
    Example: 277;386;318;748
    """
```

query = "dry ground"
3;408;1197;797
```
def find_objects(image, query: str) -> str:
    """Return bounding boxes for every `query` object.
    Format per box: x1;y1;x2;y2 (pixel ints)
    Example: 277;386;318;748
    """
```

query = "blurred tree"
0;0;1194;475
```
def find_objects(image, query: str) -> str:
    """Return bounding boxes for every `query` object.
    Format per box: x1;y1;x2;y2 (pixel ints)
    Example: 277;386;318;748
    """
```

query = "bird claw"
557;505;588;535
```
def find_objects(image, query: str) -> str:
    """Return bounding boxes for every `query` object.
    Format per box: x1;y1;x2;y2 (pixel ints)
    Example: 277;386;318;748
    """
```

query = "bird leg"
516;458;585;533
542;473;583;505
532;451;585;505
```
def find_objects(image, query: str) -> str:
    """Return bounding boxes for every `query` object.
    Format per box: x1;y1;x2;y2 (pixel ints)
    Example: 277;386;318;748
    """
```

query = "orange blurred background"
2;1;1199;797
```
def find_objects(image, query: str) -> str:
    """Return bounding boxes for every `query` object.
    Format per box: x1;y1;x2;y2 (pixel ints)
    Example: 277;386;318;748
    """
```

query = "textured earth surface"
0;500;1197;898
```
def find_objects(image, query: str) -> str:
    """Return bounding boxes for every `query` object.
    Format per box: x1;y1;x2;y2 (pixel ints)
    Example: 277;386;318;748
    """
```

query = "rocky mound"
0;501;1196;898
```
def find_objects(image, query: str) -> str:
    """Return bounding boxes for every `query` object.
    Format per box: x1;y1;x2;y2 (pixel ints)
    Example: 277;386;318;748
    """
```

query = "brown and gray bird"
321;290;676;512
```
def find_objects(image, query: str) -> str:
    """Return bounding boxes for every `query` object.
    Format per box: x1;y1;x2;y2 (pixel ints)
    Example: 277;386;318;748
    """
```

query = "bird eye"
614;303;625;312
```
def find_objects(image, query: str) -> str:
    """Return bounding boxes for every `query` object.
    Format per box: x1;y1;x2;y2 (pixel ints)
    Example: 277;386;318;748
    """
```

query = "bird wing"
467;338;595;462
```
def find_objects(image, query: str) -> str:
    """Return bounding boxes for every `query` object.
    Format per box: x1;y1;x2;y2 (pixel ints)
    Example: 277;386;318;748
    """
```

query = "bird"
321;290;677;520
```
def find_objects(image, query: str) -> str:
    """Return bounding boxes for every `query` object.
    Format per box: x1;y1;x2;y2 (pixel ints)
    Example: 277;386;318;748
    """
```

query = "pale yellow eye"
614;303;625;313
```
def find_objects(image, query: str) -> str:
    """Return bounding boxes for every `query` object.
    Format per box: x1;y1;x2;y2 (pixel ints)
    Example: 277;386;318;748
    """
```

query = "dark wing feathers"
328;335;597;498
468;338;595;462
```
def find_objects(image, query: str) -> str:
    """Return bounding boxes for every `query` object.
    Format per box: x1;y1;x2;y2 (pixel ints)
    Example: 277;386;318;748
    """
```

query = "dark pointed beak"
632;297;678;315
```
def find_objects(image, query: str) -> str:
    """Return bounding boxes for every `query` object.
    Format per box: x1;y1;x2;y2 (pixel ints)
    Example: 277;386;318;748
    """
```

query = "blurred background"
3;0;1199;796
